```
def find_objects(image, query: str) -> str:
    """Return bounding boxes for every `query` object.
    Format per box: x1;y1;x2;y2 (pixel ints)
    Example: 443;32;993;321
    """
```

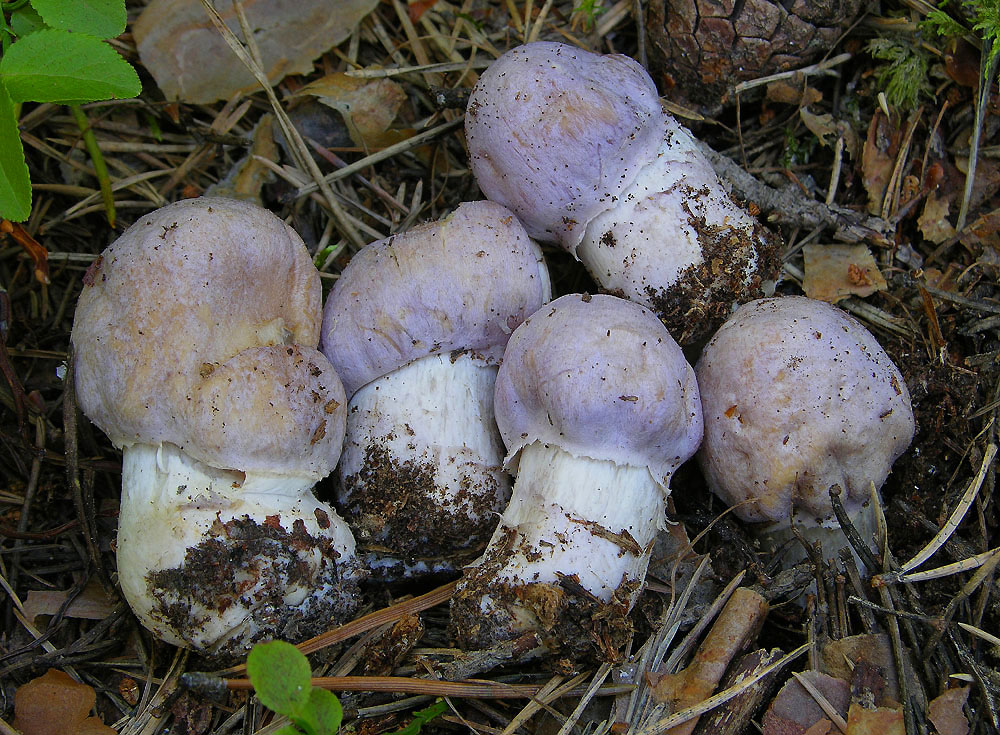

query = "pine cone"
647;0;865;110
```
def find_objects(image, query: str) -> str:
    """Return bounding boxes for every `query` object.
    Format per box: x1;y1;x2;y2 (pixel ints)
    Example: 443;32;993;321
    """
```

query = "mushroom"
695;296;915;560
450;293;703;661
71;197;361;655
320;200;550;577
465;41;780;344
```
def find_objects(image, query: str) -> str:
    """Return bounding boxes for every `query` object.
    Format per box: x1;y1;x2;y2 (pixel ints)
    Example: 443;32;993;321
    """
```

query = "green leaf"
29;0;126;38
274;726;306;735
0;29;140;104
0;84;32;221
290;687;343;735
387;700;448;735
10;5;46;38
247;641;312;717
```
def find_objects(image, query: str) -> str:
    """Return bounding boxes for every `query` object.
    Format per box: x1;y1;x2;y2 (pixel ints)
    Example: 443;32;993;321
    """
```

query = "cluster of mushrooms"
70;42;916;661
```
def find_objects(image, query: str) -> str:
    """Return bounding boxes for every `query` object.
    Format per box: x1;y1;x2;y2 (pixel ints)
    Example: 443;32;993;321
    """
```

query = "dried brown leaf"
297;73;407;149
134;0;379;103
845;702;904;735
927;687;970;735
861;112;898;216
13;669;115;735
918;191;956;245
801;243;887;303
762;671;850;735
22;581;116;626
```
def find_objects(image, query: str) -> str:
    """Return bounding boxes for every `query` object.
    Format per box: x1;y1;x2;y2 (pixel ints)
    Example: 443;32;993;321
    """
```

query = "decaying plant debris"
2;1;1000;733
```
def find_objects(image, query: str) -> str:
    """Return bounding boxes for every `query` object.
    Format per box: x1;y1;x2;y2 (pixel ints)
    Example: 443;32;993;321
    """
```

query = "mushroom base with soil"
117;442;362;657
338;351;510;577
450;441;664;661
577;118;780;344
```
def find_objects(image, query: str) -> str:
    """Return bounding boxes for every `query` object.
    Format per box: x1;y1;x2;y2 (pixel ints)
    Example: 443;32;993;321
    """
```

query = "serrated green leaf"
247;641;312;717
10;5;46;38
289;687;343;735
29;0;126;38
0;85;32;221
0;29;140;104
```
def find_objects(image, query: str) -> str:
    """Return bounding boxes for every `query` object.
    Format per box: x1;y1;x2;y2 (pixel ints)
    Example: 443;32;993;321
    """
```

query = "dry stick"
635;643;810;735
957;39;1000;231
62;349;105;584
213;580;457;677
219;674;630;700
791;671;849;734
691;649;783;735
294;118;464;199
655;587;769;735
195;0;365;252
829;486;918;735
886;444;997;579
921;549;1000;660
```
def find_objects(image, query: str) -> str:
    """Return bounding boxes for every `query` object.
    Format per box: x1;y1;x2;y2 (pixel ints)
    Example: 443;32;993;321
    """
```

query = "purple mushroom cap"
466;42;665;252
696;296;915;526
321;200;550;396
494;293;703;485
72;197;346;479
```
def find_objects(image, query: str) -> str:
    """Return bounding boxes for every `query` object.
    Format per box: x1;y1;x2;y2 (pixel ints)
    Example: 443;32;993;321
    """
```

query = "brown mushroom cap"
696;296;915;526
72;197;345;478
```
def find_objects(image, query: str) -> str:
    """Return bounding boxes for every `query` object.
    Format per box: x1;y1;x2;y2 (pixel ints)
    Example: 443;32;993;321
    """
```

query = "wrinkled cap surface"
466;41;665;251
321;200;550;396
494;293;703;486
696;296;915;525
72;197;346;479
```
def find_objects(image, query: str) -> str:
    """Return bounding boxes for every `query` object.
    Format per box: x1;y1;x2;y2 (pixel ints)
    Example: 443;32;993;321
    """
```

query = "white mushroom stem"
456;441;665;637
117;442;359;652
760;491;882;573
337;351;510;560
577;120;765;306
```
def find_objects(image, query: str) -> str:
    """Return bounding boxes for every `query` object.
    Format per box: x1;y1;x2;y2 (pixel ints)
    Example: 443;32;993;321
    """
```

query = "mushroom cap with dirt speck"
696;296;915;526
494;293;703;486
320;200;551;397
71;196;346;479
465;41;664;252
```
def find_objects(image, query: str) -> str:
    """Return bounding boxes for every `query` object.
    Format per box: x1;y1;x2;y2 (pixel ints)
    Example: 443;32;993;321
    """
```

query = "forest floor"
1;1;999;734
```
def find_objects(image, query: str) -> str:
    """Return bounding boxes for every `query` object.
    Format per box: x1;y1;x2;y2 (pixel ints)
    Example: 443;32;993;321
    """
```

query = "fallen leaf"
927;687;970;735
803;721;836;735
408;0;439;22
1;220;49;285
802;243;887;303
821;633;901;703
862;111;900;216
918;191;956;244
767;81;823;106
13;669;115;735
296;73;407;149
206;114;278;205
762;671;850;735
22;580;116;626
134;0;379;103
845;702;904;735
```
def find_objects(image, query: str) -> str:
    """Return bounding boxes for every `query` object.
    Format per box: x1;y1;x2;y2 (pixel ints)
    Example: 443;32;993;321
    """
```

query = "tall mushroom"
72;197;360;655
450;293;703;661
320;200;550;577
695;296;915;560
465;41;780;344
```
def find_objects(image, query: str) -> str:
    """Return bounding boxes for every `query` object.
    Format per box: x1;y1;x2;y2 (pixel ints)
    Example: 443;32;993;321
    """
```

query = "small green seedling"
247;640;343;735
388;699;448;735
0;0;141;221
